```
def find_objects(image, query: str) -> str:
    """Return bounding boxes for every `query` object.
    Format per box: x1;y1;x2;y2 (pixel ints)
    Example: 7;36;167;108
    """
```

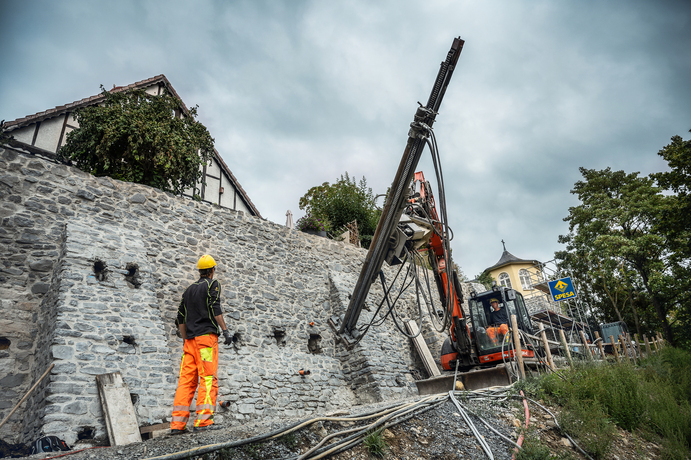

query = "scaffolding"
522;259;594;355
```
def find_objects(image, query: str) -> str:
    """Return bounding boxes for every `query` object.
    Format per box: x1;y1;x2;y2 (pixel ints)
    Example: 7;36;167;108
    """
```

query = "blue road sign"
548;277;577;302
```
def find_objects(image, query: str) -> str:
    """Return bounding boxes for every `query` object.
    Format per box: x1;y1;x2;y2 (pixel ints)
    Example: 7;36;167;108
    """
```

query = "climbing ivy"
58;86;215;196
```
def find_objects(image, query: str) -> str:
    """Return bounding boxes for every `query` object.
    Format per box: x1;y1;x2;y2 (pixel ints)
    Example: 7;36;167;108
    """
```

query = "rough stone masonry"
0;146;464;446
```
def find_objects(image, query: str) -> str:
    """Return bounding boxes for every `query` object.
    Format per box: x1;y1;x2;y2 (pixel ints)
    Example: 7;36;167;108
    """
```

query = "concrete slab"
96;372;142;446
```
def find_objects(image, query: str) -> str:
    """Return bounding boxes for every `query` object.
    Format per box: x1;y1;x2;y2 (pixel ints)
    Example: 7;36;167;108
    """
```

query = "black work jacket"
177;277;222;339
490;307;509;326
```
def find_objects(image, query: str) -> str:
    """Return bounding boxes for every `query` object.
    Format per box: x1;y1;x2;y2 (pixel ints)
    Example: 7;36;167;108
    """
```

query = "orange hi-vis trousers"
487;324;509;343
171;334;219;430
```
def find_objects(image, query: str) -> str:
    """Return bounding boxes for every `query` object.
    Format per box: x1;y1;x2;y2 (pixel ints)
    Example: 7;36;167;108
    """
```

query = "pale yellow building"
483;244;543;298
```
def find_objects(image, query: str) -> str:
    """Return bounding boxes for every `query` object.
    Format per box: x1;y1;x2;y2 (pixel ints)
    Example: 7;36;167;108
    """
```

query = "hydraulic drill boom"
329;37;464;346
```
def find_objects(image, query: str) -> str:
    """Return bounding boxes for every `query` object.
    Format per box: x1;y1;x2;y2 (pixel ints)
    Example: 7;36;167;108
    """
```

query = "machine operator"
486;298;509;343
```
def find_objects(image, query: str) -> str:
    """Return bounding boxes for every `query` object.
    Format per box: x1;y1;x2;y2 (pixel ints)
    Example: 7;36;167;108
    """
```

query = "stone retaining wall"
1;146;461;445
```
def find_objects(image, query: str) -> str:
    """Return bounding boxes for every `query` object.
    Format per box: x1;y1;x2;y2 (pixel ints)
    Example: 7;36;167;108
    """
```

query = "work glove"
222;329;233;346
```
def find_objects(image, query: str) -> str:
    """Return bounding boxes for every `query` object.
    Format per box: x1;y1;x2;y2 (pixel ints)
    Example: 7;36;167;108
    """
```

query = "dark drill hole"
273;328;286;347
130;393;139;405
308;334;322;354
0;337;10;350
123;336;136;346
124;263;142;289
93;260;108;281
77;426;95;440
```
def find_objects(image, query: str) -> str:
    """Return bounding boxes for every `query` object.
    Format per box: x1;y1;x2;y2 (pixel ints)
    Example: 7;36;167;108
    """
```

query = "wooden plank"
644;334;652;357
539;323;555;371
619;335;631;363
579;330;593;360
405;320;441;377
610;335;620;363
96;372;142;446
511;315;526;379
594;331;606;361
559;329;574;368
140;422;170;434
140;422;171;440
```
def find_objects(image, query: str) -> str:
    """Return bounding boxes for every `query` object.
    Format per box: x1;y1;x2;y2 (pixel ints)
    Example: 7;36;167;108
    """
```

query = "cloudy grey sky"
1;0;690;278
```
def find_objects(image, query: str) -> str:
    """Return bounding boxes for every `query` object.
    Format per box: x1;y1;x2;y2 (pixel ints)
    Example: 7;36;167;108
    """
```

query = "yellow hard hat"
197;255;217;269
489;298;499;303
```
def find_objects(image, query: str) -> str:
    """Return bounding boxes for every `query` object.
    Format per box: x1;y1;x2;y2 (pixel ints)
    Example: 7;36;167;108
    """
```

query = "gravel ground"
3;393;526;460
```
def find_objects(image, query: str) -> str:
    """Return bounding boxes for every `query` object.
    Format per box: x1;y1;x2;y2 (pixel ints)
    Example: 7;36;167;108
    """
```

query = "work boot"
194;424;221;432
170;428;188;435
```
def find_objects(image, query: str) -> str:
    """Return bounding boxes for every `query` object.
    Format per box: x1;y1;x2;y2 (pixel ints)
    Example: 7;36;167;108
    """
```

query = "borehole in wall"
0;337;10;350
123;335;137;346
273;328;286;347
232;332;242;348
77;426;95;440
308;334;322;354
93;260;108;281
124;263;142;289
130;393;139;405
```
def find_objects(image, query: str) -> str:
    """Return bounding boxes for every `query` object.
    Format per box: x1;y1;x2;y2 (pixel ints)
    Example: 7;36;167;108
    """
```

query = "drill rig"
328;37;536;381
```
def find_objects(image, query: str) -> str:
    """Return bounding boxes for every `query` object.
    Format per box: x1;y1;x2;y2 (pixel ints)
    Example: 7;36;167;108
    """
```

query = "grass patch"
278;431;299;449
362;428;389;458
515;433;579;460
515;436;552;460
241;442;263;460
529;347;691;459
558;399;615;459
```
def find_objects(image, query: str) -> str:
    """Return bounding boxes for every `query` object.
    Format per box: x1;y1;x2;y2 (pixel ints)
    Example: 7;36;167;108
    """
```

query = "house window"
519;269;532;290
498;272;512;288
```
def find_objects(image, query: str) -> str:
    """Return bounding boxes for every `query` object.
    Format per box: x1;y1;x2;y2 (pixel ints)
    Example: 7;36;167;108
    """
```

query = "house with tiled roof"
3;75;260;217
483;241;542;297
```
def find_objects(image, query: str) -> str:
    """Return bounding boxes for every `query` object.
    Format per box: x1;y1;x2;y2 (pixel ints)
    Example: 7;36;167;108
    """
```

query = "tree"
58;86;215;196
652;130;691;348
473;271;494;290
298;173;381;248
557;167;674;344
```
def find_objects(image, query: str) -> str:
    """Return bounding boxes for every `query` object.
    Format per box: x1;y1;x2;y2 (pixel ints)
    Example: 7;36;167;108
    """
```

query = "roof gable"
4;75;260;217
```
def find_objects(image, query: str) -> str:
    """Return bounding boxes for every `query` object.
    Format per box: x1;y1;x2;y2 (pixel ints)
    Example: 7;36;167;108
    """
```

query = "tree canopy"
298;173;381;247
557;131;691;347
58;86;215;196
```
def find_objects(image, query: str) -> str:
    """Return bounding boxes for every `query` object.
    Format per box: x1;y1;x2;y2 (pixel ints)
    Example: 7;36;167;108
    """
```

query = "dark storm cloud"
1;0;689;277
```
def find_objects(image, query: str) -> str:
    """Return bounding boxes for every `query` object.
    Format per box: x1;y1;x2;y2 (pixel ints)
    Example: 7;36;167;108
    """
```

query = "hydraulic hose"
511;390;530;460
142;395;445;460
449;390;494;459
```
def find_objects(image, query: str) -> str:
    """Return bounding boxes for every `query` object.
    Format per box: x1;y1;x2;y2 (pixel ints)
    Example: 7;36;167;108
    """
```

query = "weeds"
515;437;551;460
215;447;236;460
241;443;262;460
515;433;579;460
362;428;389;458
279;431;299;449
558;399;615;459
528;346;691;459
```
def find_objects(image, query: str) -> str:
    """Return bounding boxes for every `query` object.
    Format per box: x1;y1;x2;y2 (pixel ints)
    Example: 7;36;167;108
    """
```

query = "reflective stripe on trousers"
170;334;219;430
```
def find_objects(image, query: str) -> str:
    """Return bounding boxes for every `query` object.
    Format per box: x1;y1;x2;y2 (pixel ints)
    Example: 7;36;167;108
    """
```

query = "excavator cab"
467;288;534;365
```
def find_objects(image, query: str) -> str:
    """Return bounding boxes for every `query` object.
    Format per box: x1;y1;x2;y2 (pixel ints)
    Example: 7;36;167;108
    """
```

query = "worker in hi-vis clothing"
170;255;233;434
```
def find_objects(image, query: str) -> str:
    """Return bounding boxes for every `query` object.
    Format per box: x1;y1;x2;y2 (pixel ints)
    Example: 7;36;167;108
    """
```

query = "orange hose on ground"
512;390;530;460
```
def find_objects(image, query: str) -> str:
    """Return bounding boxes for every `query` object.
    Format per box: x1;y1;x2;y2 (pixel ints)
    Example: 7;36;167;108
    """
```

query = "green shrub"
558;399;615;459
58;86;215;196
279;431;299;449
515;437;552;460
362;428;389;458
